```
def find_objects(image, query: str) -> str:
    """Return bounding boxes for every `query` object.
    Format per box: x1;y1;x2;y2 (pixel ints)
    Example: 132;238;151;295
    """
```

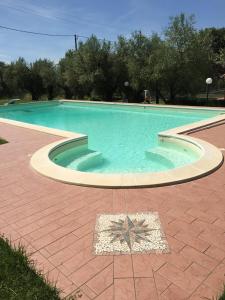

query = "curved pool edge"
30;132;223;188
0;101;224;188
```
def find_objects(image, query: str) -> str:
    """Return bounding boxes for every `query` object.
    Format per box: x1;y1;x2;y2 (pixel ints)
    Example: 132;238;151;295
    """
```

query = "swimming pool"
0;101;224;179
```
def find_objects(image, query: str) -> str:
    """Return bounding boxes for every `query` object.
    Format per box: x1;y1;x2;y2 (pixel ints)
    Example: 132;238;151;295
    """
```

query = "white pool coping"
0;100;224;187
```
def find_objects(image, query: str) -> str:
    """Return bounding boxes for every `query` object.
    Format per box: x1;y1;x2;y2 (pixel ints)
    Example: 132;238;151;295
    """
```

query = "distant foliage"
0;14;224;102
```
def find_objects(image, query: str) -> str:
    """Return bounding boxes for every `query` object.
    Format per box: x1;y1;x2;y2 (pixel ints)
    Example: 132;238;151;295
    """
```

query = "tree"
0;62;7;97
28;59;56;100
2;58;30;98
113;36;130;99
208;28;225;54
125;31;153;101
163;13;213;101
74;36;115;100
205;28;225;76
143;34;164;103
57;50;78;99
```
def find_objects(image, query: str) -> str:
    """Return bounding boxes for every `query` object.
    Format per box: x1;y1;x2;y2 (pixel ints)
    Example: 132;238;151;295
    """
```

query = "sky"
0;0;224;63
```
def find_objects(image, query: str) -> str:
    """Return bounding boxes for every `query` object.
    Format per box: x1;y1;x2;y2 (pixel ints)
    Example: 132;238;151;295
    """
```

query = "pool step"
52;144;104;171
145;147;175;169
75;151;103;171
52;144;89;167
145;144;195;168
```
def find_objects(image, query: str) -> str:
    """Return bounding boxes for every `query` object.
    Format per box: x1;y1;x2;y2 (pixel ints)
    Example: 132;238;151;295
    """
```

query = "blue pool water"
0;101;223;173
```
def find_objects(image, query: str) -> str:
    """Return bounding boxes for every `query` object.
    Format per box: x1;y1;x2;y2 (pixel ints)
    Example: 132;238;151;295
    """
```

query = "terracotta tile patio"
0;122;225;299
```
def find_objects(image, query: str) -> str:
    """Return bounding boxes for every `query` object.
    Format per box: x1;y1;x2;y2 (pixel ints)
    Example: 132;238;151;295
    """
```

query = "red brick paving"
0;122;225;299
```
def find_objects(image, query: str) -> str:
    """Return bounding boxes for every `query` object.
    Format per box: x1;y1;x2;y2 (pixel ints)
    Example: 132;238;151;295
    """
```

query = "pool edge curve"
0;100;224;188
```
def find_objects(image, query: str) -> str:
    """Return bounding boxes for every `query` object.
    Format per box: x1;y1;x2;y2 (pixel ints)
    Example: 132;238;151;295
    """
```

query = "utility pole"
74;34;78;51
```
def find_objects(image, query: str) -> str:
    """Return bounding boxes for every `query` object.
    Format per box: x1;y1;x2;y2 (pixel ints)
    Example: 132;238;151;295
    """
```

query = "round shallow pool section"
50;133;202;174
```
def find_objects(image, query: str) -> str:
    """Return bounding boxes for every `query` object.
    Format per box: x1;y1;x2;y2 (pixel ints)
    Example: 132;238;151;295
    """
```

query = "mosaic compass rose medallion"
93;212;169;255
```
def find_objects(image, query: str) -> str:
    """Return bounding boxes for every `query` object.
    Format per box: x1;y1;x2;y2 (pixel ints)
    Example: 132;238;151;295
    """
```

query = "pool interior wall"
0;101;224;174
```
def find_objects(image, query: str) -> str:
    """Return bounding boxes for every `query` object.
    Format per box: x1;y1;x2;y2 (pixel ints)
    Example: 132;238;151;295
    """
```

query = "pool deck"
0;121;225;299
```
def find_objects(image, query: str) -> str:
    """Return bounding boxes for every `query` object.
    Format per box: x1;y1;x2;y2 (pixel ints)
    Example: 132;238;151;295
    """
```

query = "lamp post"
206;77;213;104
124;81;129;102
144;90;148;103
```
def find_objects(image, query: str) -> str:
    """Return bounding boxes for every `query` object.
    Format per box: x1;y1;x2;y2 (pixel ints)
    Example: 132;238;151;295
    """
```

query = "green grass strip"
219;287;225;300
0;236;60;300
0;138;7;145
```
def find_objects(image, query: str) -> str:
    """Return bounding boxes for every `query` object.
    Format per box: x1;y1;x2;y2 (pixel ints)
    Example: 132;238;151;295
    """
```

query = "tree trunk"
30;89;38;101
158;91;166;102
48;85;54;100
63;86;72;99
155;81;159;104
169;85;176;102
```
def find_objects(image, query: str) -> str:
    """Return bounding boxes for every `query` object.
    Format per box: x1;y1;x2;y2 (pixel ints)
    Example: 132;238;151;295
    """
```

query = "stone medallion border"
93;212;170;255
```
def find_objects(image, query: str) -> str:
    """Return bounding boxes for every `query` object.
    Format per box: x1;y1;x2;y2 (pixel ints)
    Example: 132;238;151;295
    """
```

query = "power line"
0;24;115;56
0;24;74;37
0;24;115;44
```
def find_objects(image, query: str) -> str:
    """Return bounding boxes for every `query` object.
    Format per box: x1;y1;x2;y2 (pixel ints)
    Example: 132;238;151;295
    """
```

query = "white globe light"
124;81;129;87
206;78;213;85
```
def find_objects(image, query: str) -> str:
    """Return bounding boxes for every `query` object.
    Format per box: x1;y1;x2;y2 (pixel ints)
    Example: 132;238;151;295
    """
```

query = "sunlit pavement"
0;122;225;299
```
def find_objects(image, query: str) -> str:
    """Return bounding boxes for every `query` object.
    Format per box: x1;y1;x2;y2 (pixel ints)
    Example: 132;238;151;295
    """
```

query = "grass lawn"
0;138;7;145
220;289;225;300
0;236;61;300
